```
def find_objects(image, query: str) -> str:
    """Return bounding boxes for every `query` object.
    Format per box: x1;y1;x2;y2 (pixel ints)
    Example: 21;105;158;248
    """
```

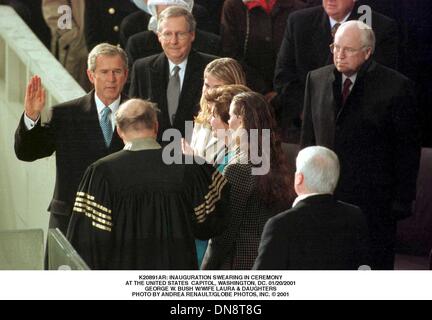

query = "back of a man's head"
116;99;159;135
296;146;340;194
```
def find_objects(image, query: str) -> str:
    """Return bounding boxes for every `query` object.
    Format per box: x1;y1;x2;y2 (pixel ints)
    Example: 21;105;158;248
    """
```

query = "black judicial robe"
66;143;230;270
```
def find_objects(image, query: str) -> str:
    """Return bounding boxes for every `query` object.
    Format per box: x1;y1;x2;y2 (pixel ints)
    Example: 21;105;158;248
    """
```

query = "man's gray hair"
87;43;128;72
338;20;376;54
296;146;340;194
115;99;160;132
157;6;196;33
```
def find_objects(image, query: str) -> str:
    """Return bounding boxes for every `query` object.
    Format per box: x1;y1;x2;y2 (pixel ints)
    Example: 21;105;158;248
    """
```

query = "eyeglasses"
330;43;367;56
159;31;191;41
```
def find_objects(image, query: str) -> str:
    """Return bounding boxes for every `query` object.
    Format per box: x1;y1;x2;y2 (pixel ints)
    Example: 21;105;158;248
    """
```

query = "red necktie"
341;78;352;106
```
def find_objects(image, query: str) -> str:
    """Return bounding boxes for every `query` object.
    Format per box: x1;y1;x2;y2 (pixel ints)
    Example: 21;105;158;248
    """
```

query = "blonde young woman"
186;57;246;163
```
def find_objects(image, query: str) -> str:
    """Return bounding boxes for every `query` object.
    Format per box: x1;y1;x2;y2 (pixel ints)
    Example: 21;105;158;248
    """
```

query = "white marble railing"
0;5;85;238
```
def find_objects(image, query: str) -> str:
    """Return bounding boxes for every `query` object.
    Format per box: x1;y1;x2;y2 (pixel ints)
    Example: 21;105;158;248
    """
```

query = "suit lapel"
151;53;171;132
81;91;125;152
335;60;374;122
312;9;333;67
332;70;344;121
174;51;202;130
79;91;108;151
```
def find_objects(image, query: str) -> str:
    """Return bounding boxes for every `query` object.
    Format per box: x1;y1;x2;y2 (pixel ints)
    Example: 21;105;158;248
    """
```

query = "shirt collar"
292;193;321;208
342;73;357;87
123;137;161;151
168;58;188;75
94;94;121;116
329;11;351;28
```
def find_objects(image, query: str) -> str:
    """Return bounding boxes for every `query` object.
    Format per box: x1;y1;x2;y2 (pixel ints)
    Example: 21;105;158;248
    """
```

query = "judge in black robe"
67;99;230;270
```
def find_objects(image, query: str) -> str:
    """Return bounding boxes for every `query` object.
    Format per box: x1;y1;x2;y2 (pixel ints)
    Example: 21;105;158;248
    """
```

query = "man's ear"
87;69;95;84
157;32;163;44
294;172;304;187
116;126;124;140
365;47;373;60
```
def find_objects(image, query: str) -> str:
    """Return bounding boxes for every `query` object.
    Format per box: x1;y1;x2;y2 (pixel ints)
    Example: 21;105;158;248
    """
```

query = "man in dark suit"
253;146;369;270
123;2;220;93
273;0;398;143
14;43;128;235
129;6;217;141
300;21;421;269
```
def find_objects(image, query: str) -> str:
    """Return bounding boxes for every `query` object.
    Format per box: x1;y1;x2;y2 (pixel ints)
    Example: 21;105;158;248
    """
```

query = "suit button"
113;25;119;32
265;36;271;42
108;8;116;15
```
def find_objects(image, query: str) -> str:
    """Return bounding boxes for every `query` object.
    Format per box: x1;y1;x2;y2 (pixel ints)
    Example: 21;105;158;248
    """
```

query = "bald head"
333;20;374;76
115;99;160;139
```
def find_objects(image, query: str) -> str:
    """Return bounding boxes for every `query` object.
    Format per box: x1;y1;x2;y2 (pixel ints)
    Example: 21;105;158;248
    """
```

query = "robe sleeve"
66;163;113;269
186;162;231;240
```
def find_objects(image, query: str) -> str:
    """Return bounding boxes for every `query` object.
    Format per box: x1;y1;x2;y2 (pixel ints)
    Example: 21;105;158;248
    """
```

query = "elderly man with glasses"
129;6;217;142
272;0;398;145
300;20;420;270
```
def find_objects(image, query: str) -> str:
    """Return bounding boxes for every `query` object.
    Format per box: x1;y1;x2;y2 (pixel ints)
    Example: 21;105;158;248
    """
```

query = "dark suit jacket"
14;91;126;218
129;50;217;140
253;194;370;270
300;60;420;220
273;4;398;142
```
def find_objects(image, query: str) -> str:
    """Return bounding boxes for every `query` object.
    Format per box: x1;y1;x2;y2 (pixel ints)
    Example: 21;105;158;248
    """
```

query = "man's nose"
337;50;346;59
107;71;116;81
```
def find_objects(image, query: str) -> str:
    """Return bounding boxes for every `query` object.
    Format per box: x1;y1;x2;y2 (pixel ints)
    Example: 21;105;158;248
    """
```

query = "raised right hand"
24;75;46;121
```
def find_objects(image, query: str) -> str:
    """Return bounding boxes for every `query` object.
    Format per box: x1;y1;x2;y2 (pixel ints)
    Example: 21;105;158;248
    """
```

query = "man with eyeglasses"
300;21;420;270
129;6;217;142
272;0;398;144
123;0;221;93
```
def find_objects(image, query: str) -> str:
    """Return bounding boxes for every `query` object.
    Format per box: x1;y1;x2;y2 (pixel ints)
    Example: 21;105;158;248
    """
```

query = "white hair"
337;20;376;54
296;146;340;194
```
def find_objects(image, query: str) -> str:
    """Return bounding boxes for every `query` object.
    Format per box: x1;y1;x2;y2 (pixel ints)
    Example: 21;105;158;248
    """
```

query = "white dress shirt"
342;73;357;92
329;12;351;28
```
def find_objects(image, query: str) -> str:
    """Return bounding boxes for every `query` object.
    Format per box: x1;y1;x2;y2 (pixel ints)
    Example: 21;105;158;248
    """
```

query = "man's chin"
104;88;118;94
